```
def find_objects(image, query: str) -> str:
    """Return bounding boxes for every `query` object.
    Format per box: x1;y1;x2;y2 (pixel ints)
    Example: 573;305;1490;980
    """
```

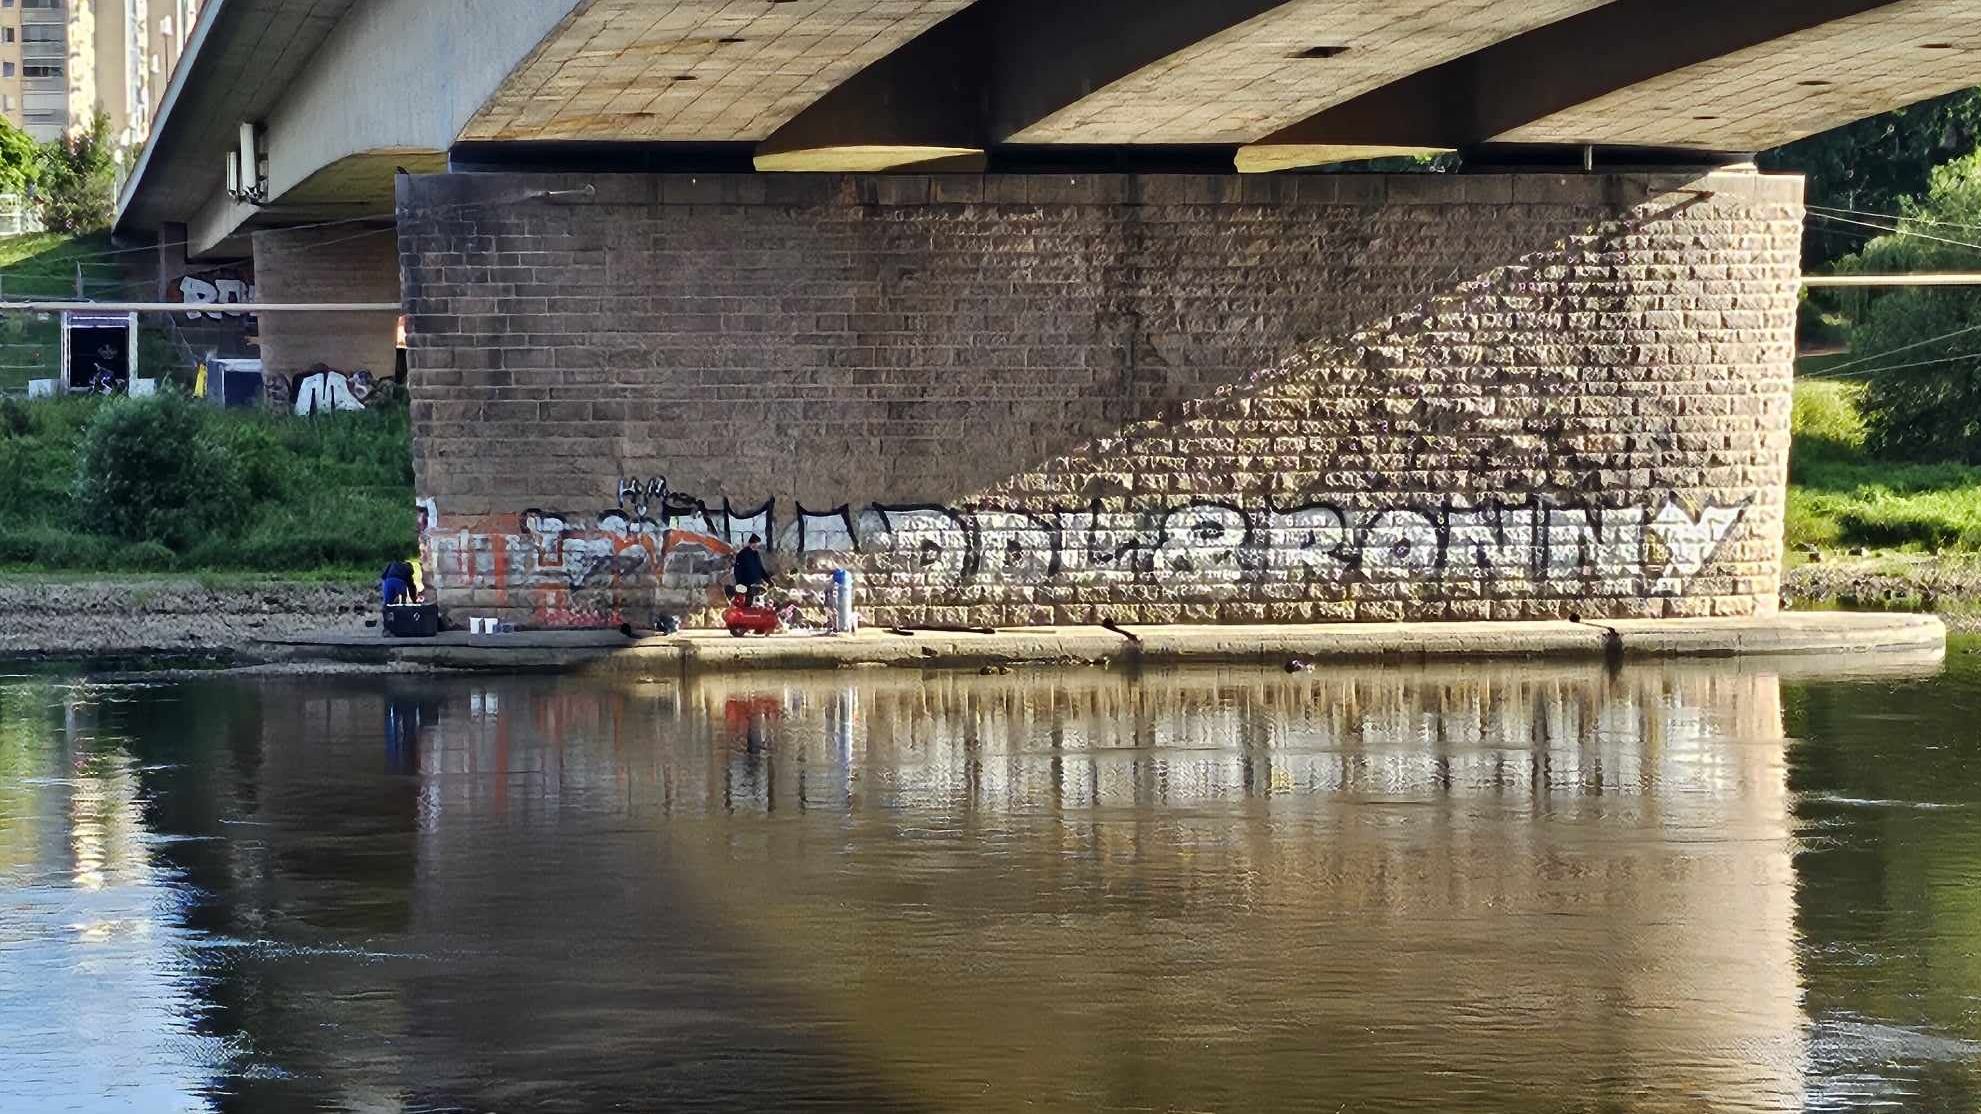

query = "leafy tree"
1836;151;1981;461
0;117;39;198
1762;88;1981;270
33;111;117;235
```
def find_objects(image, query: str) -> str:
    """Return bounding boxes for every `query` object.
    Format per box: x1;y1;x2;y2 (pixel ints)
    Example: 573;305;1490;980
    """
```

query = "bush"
211;418;285;503
1789;380;1867;477
1831;152;1981;461
0;524;117;569
73;389;247;551
111;540;176;571
0;391;411;577
0;396;29;437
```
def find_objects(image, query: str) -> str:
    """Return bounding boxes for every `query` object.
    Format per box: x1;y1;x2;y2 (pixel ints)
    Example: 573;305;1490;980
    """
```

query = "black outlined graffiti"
605;481;1752;597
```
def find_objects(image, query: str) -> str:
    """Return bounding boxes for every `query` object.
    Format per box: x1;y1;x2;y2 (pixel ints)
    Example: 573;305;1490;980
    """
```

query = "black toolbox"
383;603;440;638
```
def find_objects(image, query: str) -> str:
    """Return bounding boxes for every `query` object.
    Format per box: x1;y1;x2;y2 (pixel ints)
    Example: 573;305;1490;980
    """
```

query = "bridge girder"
115;0;1981;247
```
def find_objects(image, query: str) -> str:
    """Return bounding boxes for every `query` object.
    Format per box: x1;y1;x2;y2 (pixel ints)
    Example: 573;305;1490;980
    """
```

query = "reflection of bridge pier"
374;661;1815;1110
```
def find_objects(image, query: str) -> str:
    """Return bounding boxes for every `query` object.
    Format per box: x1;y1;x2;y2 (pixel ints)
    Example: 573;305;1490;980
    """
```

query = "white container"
470;617;498;635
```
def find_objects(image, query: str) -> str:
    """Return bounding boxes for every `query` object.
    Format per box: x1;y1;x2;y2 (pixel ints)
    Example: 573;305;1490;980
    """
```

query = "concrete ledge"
254;612;1945;675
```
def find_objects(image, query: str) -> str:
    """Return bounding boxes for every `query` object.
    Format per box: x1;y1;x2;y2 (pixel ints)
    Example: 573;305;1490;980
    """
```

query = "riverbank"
0;576;370;657
0;575;1946;669
1785;551;1981;630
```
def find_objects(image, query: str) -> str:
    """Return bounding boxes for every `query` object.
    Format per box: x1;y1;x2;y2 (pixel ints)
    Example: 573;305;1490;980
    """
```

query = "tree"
0;116;39;198
1837;151;1981;461
33;111;117;235
1761;88;1981;270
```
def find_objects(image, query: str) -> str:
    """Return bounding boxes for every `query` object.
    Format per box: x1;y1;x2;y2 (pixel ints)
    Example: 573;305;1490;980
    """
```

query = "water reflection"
2;651;1974;1112
0;682;223;1111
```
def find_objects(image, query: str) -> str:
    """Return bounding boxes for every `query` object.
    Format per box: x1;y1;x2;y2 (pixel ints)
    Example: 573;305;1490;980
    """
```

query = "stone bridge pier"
398;169;1798;629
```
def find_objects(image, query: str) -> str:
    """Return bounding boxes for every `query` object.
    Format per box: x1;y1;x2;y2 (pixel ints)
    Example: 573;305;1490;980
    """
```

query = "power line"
1803;274;1981;287
1807;203;1981;237
0;186;547;277
1806;321;1981;378
1808;211;1981;256
68;225;396;300
1816;350;1981;380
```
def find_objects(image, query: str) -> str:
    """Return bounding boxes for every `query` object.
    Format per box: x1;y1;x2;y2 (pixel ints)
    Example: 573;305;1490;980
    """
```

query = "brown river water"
3;648;1980;1112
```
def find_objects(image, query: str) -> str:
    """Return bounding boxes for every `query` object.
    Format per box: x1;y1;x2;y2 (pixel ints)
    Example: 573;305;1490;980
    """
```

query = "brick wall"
397;170;1800;627
252;223;401;386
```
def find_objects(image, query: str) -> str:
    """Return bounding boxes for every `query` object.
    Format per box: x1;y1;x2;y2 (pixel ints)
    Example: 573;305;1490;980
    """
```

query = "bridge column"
251;223;401;394
398;170;1799;628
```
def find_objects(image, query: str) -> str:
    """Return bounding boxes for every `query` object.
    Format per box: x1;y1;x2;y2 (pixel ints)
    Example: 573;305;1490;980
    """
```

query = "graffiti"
611;480;1750;595
423;500;733;627
293;364;369;415
417;481;1750;627
173;272;256;319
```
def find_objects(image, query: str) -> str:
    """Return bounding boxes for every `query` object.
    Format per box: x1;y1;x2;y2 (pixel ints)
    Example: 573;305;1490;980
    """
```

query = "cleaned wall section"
398;170;1800;627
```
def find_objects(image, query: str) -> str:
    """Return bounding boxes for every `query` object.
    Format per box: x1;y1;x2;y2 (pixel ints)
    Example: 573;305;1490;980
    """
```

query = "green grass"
0;230;120;285
1788;379;1981;551
0;393;413;577
0;232;190;393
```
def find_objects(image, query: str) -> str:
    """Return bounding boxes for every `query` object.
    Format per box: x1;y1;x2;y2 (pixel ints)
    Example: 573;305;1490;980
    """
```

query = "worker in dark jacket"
733;535;770;606
380;559;415;607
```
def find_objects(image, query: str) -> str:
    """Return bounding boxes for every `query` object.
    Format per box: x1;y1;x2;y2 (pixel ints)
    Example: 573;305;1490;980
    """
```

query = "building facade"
0;0;199;146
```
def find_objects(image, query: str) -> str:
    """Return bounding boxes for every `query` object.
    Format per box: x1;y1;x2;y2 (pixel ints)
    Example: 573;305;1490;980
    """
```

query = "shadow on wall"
400;173;1797;627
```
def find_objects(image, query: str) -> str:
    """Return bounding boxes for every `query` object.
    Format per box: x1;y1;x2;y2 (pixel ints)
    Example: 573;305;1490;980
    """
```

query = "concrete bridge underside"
118;0;1981;256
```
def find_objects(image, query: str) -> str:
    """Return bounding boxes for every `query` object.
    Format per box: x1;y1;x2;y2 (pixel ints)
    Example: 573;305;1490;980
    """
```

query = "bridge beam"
755;0;1288;172
1235;0;1903;172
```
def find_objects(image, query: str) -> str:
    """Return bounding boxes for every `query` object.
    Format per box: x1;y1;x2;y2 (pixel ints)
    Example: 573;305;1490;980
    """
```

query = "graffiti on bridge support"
609;479;1748;595
417;483;1749;624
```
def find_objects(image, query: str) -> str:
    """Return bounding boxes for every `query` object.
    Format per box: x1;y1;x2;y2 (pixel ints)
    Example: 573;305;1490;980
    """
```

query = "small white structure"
208;357;264;407
60;311;137;392
25;378;54;398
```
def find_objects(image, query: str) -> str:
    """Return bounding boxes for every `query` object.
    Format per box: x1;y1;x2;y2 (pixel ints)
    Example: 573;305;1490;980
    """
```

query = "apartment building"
0;0;202;146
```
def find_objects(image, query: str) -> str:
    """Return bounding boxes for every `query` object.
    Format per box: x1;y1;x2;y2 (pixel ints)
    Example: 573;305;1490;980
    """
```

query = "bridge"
110;0;1981;628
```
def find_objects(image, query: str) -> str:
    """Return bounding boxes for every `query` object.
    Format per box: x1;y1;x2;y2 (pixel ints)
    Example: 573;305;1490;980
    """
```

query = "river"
2;649;1978;1112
